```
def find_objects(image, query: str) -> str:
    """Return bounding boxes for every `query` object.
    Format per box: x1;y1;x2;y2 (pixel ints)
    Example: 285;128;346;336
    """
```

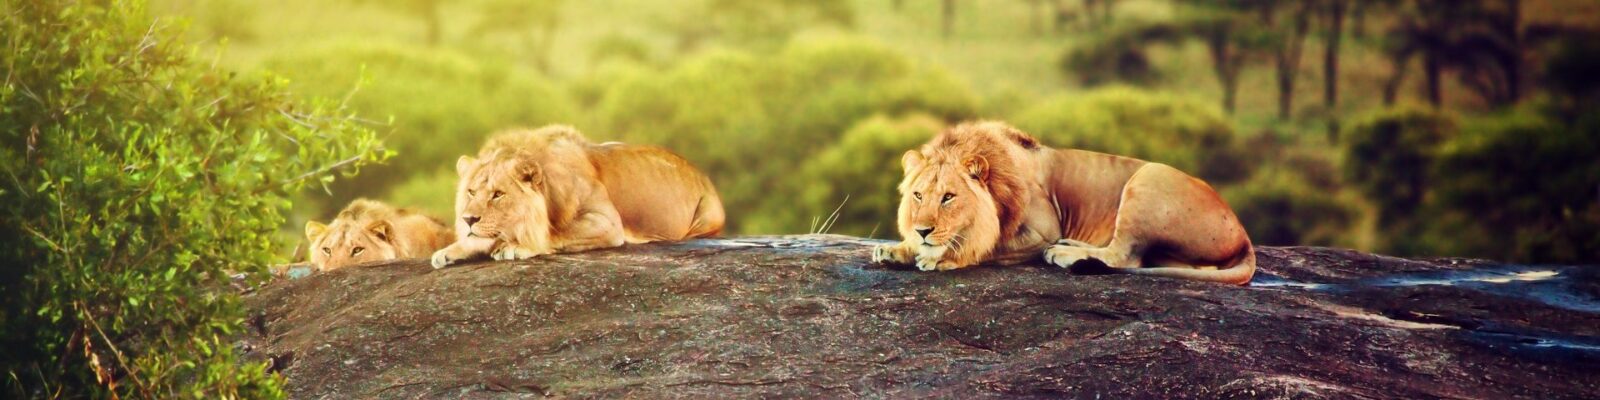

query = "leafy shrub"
1341;106;1454;221
262;40;575;217
1012;87;1249;184
787;115;945;237
0;0;387;397
1430;105;1600;263
593;35;978;233
1222;169;1360;247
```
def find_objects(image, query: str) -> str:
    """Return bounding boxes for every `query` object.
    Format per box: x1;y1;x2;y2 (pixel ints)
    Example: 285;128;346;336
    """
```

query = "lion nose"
915;227;934;238
462;215;481;227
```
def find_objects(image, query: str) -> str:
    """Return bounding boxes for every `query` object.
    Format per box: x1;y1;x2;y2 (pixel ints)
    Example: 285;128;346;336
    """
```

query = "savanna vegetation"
3;0;1597;397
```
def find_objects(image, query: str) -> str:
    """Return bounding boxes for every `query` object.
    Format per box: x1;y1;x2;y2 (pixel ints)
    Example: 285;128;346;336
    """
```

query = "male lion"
430;125;724;268
305;199;454;272
871;121;1255;285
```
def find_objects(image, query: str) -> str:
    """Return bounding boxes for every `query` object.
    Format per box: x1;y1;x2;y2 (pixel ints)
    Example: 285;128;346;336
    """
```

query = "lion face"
896;149;1000;254
454;153;551;245
305;219;400;271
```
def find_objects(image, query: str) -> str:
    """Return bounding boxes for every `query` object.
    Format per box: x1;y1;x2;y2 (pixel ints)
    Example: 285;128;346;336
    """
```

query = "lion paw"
1043;246;1089;268
492;246;544;261
914;246;951;271
430;249;456;269
872;244;910;264
1055;238;1094;248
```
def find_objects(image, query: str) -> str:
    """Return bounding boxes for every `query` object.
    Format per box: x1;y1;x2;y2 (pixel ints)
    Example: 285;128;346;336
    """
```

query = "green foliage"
594;35;978;233
1341;106;1454;221
1223;169;1360;247
1430;104;1600;263
263;40;574;216
0;0;387;397
790;115;945;237
1062;21;1182;86
1012;86;1250;184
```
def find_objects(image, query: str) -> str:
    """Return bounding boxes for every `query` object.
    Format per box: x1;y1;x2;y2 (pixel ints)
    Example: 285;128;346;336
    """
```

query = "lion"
304;198;454;272
430;125;725;268
871;121;1256;285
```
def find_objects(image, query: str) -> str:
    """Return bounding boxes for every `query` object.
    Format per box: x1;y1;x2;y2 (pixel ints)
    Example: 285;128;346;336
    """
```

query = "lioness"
305;199;454;272
430;125;725;268
872;121;1255;285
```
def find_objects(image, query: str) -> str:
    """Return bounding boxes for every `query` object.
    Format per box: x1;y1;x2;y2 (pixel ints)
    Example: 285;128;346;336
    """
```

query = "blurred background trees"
139;0;1596;264
143;0;1600;263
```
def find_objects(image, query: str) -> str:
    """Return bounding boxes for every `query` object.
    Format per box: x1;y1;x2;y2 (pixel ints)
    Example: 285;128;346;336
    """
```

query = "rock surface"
241;235;1600;398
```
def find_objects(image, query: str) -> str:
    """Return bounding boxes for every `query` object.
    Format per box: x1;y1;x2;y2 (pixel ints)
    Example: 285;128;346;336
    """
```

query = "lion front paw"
431;249;456;269
872;243;913;265
492;246;546;261
1043;245;1089;268
914;246;954;271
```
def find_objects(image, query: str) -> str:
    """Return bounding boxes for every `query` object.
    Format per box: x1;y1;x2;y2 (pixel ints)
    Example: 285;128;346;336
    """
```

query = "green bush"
262;40;575;217
0;1;388;398
1341;106;1454;221
787;114;945;237
1222;169;1360;248
1431;104;1600;263
1012;86;1249;184
593;35;978;233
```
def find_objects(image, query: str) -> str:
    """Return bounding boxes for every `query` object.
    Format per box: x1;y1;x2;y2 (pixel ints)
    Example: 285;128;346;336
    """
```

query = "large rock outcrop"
240;236;1600;398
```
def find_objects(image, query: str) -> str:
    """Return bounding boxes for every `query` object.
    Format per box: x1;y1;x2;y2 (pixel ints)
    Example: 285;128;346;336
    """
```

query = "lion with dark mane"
872;121;1255;285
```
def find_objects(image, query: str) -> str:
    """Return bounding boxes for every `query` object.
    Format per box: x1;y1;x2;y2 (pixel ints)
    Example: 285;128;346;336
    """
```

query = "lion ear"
515;158;545;189
964;156;989;181
367;220;392;243
305;221;328;241
901;150;925;173
456;155;477;176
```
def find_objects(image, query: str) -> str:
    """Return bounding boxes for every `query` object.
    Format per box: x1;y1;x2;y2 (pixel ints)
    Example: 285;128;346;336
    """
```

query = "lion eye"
351;247;364;256
467;189;477;198
942;193;955;203
491;190;504;200
913;192;923;201
321;247;331;256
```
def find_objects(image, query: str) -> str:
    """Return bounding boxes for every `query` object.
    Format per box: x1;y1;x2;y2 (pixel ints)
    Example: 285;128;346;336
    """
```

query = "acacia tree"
1174;0;1270;114
1322;0;1348;108
1264;1;1314;120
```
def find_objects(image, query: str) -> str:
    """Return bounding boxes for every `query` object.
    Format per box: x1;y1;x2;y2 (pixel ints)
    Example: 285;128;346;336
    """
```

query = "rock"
240;235;1600;398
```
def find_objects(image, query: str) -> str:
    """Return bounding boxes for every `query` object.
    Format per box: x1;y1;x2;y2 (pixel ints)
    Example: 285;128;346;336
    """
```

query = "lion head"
895;121;1037;265
304;204;404;271
453;150;552;249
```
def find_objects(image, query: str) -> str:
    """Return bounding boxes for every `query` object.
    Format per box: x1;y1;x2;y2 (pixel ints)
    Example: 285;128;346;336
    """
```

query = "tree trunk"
1207;33;1241;115
1503;0;1522;103
424;3;442;46
1324;0;1346;108
1275;6;1312;120
942;0;956;39
1424;51;1443;108
1383;49;1413;106
1053;0;1070;33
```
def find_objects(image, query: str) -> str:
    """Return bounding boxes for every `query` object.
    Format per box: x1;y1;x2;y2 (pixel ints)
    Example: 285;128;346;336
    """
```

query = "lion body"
431;125;723;267
873;121;1255;285
305;199;453;272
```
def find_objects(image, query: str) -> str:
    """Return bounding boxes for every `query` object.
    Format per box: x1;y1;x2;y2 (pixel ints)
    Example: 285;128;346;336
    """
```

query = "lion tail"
1121;250;1257;286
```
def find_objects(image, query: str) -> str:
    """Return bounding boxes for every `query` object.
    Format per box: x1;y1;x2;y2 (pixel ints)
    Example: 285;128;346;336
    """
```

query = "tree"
942;0;957;39
1322;0;1348;108
0;0;388;397
473;0;566;71
1174;1;1262;115
1265;2;1314;120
